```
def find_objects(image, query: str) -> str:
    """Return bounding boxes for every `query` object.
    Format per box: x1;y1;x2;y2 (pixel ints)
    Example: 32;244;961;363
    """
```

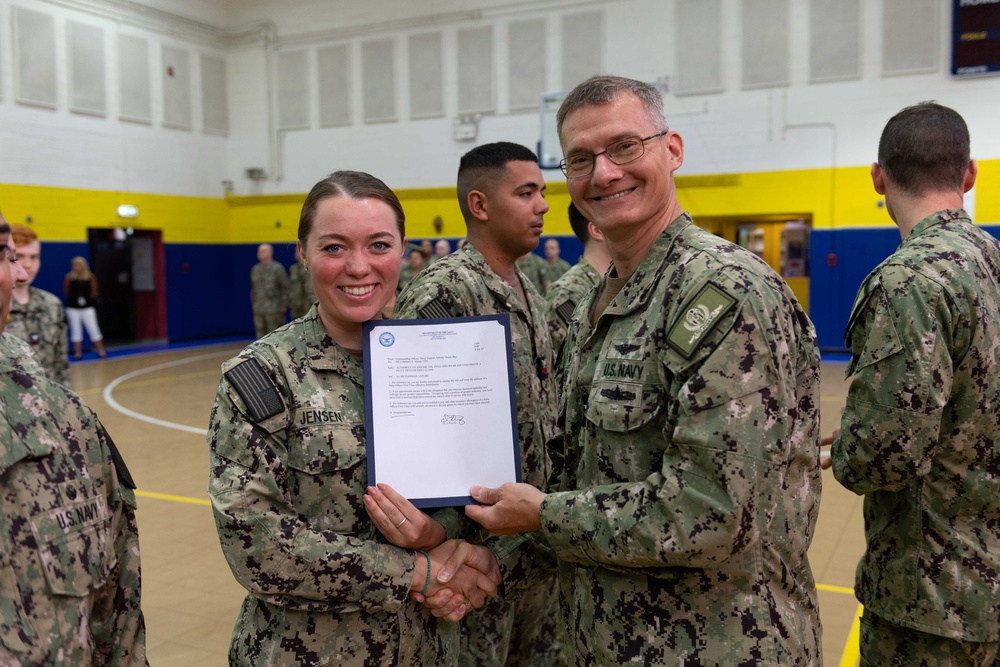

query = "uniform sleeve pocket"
29;494;116;597
846;287;903;374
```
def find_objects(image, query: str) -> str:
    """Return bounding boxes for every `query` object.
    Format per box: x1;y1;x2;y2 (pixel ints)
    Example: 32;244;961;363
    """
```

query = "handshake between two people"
364;481;548;621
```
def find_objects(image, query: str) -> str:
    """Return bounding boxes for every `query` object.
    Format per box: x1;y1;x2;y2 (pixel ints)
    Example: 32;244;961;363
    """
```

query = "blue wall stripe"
32;226;1000;349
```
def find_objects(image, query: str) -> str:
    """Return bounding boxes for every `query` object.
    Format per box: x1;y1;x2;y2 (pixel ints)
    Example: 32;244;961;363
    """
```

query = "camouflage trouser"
860;610;1000;667
253;311;285;338
459;575;563;667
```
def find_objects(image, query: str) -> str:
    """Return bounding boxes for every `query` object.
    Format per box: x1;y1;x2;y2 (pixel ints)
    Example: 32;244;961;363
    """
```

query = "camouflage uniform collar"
601;212;693;317
300;306;365;383
904;208;970;244
464;243;534;313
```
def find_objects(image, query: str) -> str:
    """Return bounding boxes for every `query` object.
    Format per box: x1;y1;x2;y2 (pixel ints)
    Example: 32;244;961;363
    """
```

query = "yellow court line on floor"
839;604;863;667
817;583;855;596
135;490;211;507
134;487;865;663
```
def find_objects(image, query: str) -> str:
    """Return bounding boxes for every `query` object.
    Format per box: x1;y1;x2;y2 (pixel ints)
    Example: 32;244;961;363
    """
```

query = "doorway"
87;227;168;346
698;214;812;313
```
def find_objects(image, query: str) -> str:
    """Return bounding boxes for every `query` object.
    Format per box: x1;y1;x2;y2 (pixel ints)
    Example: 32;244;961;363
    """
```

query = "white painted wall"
0;0;229;196
2;0;999;199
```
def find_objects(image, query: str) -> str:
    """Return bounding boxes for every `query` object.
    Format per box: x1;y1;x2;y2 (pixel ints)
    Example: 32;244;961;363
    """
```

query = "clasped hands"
365;483;501;622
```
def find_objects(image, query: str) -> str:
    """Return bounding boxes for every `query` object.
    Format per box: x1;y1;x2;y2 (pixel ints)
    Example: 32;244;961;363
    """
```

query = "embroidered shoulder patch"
555;299;577;324
667;282;738;359
225;358;285;422
418;298;452;320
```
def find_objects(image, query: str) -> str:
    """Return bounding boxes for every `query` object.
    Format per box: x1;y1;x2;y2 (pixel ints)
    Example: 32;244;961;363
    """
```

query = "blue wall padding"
37;227;1000;348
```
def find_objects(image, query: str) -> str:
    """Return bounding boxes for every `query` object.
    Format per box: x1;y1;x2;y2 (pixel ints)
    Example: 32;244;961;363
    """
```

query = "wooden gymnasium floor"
68;342;863;666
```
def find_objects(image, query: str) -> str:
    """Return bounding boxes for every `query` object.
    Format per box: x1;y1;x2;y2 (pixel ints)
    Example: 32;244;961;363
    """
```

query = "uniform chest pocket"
585;379;663;433
286;423;367;533
29;494;116;597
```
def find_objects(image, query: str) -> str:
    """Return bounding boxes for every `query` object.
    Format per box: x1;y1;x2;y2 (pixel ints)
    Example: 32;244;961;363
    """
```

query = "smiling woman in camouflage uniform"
207;171;500;666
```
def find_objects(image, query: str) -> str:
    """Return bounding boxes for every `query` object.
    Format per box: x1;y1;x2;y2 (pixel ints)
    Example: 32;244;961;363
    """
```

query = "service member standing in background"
7;224;70;386
0;218;148;665
462;75;822;665
539;238;571;291
515;249;547;295
543;202;610;374
394;142;561;667
249;242;290;337
288;244;317;320
827;102;1000;665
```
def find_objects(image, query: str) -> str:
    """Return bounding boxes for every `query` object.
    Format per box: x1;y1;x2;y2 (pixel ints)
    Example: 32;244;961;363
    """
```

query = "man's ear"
871;162;886;195
963;159;978;193
467;190;490;223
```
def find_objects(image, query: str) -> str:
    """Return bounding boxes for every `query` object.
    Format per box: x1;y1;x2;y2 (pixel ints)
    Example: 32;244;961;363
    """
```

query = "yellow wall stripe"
4;159;998;243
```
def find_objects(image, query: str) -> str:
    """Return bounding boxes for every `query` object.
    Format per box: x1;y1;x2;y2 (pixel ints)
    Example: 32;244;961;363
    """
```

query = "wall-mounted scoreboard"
953;0;1000;76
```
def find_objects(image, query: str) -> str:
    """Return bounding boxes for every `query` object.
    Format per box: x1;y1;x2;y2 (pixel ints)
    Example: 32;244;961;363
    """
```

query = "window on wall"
810;0;861;83
318;44;351;126
278;50;309;130
509;19;545;111
883;0;938;75
119;35;151;123
458;26;494;114
14;7;57;108
676;0;723;95
201;55;228;134
409;32;444;119
562;12;602;91
162;45;192;130
69;21;106;116
363;38;397;122
741;0;789;89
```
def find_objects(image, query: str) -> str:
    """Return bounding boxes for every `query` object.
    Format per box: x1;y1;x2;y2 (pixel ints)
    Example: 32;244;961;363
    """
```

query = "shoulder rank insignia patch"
418;298;452;320
224;358;285;422
667;282;738;359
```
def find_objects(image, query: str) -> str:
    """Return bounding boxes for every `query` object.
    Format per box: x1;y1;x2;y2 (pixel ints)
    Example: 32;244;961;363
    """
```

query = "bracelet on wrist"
416;549;431;596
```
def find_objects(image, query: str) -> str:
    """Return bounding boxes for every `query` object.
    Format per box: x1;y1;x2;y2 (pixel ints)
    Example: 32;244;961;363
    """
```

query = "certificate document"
362;314;521;508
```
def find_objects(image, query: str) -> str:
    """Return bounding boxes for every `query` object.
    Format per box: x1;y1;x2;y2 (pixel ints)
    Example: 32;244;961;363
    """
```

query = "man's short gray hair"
556;75;667;141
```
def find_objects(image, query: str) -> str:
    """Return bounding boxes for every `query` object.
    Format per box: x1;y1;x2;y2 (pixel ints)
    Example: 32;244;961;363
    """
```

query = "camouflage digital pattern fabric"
859;609;999;667
207;307;457;666
250;260;290;337
397;260;413;294
543;258;601;362
0;332;45;376
540;257;571;290
541;213;822;665
6;286;70;386
832;209;1000;643
515;252;547;295
0;354;147;665
395;243;562;666
288;262;317;320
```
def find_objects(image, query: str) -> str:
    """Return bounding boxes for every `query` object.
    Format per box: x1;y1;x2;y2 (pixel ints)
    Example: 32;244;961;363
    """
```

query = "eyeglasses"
559;130;669;179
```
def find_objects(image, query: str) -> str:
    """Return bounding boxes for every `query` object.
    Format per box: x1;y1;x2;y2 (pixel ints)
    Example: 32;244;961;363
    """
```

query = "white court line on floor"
103;350;234;435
